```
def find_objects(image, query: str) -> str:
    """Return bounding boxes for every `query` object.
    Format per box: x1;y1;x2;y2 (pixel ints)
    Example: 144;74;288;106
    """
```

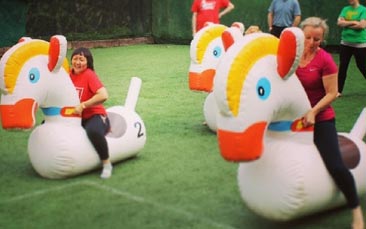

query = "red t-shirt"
191;0;230;32
70;68;107;119
295;48;338;122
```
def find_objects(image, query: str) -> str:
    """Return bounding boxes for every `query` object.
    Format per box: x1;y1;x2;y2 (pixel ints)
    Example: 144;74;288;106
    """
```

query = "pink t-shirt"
191;0;230;32
295;48;338;122
70;68;107;119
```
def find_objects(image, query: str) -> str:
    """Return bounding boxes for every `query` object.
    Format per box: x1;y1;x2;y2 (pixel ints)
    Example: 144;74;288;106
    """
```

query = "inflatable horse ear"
222;22;245;52
277;27;304;79
48;35;68;73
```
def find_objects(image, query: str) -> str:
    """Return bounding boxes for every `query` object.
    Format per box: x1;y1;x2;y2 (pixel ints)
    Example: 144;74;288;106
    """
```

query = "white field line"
0;180;237;229
0;181;83;203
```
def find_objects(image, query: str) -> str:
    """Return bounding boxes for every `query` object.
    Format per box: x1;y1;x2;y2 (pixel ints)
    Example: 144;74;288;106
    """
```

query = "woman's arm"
337;17;358;27
219;2;234;18
192;12;197;36
74;87;109;115
349;19;366;29
302;73;338;127
267;12;273;32
292;15;301;27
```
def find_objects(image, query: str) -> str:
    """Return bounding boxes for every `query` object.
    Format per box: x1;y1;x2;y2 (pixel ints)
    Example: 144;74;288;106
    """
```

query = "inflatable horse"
0;35;146;179
213;27;366;221
189;22;244;131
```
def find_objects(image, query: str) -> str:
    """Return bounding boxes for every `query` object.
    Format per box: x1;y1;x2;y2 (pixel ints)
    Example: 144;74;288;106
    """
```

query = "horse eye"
29;68;40;84
213;46;222;58
256;77;271;100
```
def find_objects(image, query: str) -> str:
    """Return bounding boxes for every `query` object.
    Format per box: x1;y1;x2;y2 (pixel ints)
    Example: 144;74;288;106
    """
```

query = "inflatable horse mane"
0;35;146;179
213;27;366;221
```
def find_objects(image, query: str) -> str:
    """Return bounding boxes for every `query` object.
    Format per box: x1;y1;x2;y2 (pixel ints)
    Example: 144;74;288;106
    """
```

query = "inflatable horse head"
0;35;79;130
214;27;308;161
189;22;244;92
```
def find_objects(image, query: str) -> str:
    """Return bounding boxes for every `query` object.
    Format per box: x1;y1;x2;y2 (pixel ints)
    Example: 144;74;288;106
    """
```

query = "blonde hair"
244;25;262;35
299;17;329;38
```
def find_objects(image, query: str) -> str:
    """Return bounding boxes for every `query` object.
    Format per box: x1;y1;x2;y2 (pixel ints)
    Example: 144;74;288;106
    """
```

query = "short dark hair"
71;47;94;71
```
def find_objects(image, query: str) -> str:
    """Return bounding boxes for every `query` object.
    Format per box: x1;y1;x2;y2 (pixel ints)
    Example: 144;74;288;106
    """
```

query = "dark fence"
0;0;28;47
0;0;349;48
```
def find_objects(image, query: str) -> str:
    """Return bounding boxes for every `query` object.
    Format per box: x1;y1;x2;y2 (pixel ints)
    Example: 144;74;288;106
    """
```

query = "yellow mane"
195;25;226;64
227;36;278;116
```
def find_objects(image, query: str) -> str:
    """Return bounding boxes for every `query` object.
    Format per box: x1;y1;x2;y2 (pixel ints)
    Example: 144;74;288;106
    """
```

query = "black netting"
26;0;152;41
0;0;28;47
0;0;350;47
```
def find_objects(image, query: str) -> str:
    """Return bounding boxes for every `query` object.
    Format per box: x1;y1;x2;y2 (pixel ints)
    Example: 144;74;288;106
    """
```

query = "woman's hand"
73;103;85;115
302;109;316;128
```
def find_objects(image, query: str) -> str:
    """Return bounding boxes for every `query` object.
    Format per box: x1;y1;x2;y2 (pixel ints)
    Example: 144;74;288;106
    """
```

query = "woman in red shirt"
191;0;235;36
70;47;112;179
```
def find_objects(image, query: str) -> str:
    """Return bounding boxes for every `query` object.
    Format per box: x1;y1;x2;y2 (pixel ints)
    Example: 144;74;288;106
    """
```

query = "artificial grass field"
0;44;366;229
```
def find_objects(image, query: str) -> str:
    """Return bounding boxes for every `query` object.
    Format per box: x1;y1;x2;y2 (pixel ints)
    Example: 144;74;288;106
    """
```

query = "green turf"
0;44;366;229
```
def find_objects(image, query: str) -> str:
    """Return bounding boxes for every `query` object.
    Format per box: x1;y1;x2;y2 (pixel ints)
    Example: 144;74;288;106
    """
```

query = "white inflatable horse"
0;35;146;179
189;22;244;131
213;27;366;221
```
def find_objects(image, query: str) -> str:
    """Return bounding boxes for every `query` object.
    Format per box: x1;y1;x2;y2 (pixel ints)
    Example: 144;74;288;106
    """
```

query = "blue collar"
41;107;61;116
268;121;293;131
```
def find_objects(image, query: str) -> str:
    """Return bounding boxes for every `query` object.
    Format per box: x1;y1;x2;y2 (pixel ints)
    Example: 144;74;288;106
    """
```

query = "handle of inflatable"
124;77;142;111
350;107;366;140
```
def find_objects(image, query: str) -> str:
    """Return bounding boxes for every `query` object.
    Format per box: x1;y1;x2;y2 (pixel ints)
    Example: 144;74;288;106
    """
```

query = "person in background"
244;25;262;35
337;0;366;96
70;47;113;179
267;0;301;37
296;17;364;229
191;0;235;36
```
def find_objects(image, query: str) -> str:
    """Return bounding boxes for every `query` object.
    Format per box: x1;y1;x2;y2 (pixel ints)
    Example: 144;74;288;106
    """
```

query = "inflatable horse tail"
124;76;142;111
350;107;366;140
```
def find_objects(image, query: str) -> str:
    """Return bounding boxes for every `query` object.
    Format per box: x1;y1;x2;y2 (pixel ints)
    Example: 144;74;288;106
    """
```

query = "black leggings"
82;115;110;161
338;44;366;93
314;119;359;209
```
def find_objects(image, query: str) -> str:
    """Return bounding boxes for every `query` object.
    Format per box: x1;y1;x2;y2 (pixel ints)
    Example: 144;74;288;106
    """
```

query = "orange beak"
217;122;267;162
0;98;37;130
189;69;216;92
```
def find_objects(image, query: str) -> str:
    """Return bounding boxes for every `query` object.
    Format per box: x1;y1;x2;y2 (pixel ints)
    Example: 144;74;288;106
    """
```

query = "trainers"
100;164;112;179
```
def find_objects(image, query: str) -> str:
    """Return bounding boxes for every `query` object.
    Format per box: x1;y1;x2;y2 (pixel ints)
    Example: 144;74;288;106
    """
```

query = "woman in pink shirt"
296;17;364;229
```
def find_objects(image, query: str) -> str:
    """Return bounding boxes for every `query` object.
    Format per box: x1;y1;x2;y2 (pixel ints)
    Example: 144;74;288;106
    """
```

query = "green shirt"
339;5;366;43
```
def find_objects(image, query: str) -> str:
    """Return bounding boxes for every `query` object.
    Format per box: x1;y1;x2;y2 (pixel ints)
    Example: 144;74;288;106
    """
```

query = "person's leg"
352;206;364;229
83;115;112;178
314;120;363;228
270;26;285;38
338;45;353;94
353;47;366;79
